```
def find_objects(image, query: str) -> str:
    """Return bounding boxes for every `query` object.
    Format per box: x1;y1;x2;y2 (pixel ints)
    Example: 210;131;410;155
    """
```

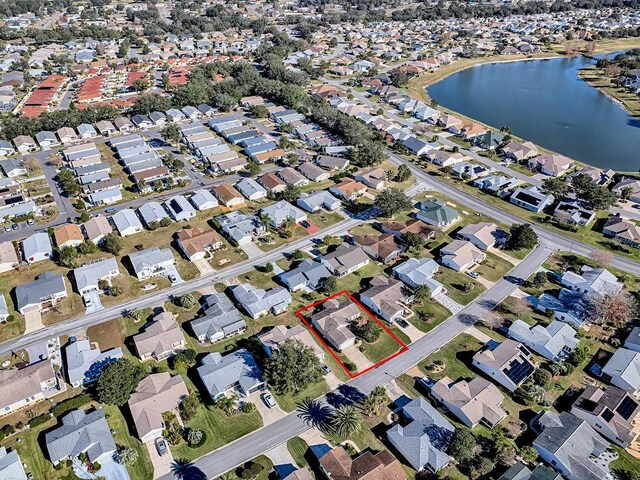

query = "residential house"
258;172;287;194
497;463;562;480
381;219;436;241
529;154;574;177
128;373;188;443
45;410;117;466
571;385;640;448
451;162;491;180
603;214;640;248
297;162;330;182
0;241;19;273
316;155;349;171
235;178;267;201
392;258;444;296
177;228;223;261
533;411;612;480
359;276;413;323
259;325;325;360
13;135;36;154
415;200;460;229
230;283;292;319
278;167;309;187
259;200;307;228
215;211;265;245
164;195;196;222
296;190;341;213
310;298;361;351
354;167;386;190
428;149;464;167
213;183;244;208
189;189;219;211
0;360;56;417
132;312;186;361
474;174;521;197
387;396;455;473
73;257;120;296
554;200;596;227
82;216;112;245
111;208;143;237
319;447;406;480
501;141;539;162
21;231;52;263
431;376;507;428
472;339;537;391
137;202;170;227
352;233;403;264
190;292;246;343
329;178;367;201
197;349;266;401
279;259;331;292
612;177;640;203
53;224;84;248
533;288;591;329
510;186;554;213
602;348;640;396
507;320;578;361
457;222;499;250
0;158;26;177
439;240;486;272
15;272;67;314
0;447;28;479
560;265;622;299
320;243;370;277
64;339;122;388
0;294;8;323
127;247;175;280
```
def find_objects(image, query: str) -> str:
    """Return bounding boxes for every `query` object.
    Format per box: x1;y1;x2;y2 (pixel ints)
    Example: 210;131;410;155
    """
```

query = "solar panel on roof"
602;408;614;422
616;396;639;420
504;358;535;385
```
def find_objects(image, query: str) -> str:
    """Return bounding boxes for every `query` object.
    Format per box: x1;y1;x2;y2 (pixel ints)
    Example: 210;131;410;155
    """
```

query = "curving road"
158;244;552;480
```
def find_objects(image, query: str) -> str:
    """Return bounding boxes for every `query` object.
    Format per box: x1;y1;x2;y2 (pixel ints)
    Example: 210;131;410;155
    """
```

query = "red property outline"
295;290;409;379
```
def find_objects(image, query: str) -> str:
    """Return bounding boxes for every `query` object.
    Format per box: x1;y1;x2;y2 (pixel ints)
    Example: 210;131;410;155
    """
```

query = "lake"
427;55;640;171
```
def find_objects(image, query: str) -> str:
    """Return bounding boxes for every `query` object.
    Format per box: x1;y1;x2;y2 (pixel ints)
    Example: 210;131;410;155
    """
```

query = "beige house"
431;376;507;428
439;240;486;272
352;233;403;264
177;227;223;261
310;298;361;352
456;222;499;251
0;241;19;273
82;216;113;245
132;312;186;361
258;325;325;360
320;243;370;277
0;360;57;417
53;224;84;248
329;178;367;201
359;276;413;323
213;184;244;208
128;373;189;443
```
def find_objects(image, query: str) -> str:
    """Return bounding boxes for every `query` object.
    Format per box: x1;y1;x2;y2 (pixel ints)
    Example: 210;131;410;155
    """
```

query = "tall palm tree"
171;459;207;480
413;285;431;303
329;404;362;438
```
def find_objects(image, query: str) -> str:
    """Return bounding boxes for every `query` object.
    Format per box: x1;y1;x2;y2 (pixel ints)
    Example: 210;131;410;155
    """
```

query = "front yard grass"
171;405;263;462
409;301;451;332
274;379;331;413
434;269;485;305
418;333;485;381
287;436;309;468
475;252;513;282
359;326;411;364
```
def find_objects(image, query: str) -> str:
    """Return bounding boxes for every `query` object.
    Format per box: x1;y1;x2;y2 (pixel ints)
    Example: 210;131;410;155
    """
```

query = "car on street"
155;438;167;456
27;219;34;225
261;392;276;408
3;226;9;232
105;207;117;214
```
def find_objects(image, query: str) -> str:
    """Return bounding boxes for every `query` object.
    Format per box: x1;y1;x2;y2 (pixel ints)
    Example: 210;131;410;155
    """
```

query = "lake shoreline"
577;65;640;119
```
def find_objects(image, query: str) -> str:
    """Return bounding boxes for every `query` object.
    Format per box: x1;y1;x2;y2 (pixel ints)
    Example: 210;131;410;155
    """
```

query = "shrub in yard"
52;393;92;417
250;462;263;475
28;414;51;429
241;402;256;414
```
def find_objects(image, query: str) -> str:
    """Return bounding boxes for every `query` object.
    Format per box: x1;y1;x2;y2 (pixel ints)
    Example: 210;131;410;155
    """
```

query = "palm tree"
297;397;332;428
413;285;431;303
215;395;237;416
186;428;204;446
329;404;362;438
281;217;296;238
117;447;138;466
360;386;389;416
258;212;272;233
171;459;207;480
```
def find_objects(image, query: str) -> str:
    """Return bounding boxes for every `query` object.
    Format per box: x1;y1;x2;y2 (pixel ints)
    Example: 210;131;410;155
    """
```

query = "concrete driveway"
146;440;173;479
83;291;103;314
248;391;287;425
194;258;215;275
240;242;264;259
164;265;184;284
24;310;44;333
342;345;373;371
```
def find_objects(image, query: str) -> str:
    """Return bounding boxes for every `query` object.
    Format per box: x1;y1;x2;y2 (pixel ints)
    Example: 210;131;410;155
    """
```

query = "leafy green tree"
321;275;339;294
161;123;181;144
532;368;553;388
179;393;201;422
395;164;412;182
57;246;79;268
506;223;538;251
360;386;388;416
186;428;204;446
292;249;305;260
329;404;361;438
215;395;237;416
516;382;546;405
249;105;269;118
103;232;123;255
401;232;424;251
447;428;475;463
519;445;539;464
281;184;301;203
117;447;138;466
160;217;172;227
178;293;197;309
131;78;149;93
541;177;568;198
78;240;98;255
374;188;412;218
414;285;431;302
568;343;590;366
96;359;146;406
352;319;382;343
245;161;260;176
264;340;323;395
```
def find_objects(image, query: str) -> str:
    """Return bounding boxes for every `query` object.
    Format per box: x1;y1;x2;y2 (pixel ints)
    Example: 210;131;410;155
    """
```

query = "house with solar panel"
472;339;537;392
571;385;640;448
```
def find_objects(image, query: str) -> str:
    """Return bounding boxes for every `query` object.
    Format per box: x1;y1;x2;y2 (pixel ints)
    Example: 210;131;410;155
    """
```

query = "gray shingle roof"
191;293;246;341
197;349;264;399
15;272;66;312
45;409;117;464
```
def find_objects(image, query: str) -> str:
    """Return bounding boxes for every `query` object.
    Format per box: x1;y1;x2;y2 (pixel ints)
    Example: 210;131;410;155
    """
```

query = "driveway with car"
146;439;174;479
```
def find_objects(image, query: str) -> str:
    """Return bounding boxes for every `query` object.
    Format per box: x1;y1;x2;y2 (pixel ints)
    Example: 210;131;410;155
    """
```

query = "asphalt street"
158;244;551;480
0;216;360;358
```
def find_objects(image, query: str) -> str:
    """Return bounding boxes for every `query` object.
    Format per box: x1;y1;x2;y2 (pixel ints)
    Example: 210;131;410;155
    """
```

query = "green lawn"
409;301;451;332
171;405;263;462
274;379;331;413
359;326;411;364
418;333;485;381
610;446;640;479
475;252;514;282
434;269;486;305
287;437;310;468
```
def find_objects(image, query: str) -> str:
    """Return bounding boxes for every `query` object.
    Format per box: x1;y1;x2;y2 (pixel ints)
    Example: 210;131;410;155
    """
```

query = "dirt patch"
86;319;124;351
